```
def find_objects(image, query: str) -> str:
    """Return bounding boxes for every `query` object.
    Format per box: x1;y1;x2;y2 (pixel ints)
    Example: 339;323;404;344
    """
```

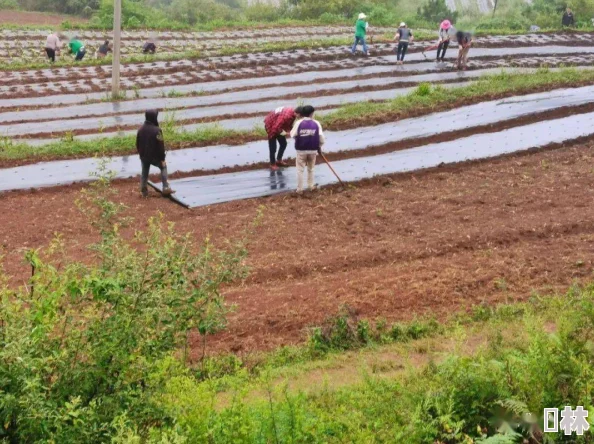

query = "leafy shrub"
417;0;458;26
0;173;247;442
0;0;18;9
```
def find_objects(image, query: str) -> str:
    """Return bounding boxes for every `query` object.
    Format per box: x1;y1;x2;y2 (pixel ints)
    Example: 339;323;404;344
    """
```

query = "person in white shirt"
45;31;61;63
290;105;326;193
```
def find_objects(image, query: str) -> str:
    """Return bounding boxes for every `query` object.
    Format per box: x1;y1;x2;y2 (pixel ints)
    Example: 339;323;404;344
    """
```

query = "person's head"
300;105;315;118
104;40;109;46
566;7;572;12
145;109;159;126
358;13;367;20
456;30;464;40
399;22;406;28
294;106;304;117
440;19;451;30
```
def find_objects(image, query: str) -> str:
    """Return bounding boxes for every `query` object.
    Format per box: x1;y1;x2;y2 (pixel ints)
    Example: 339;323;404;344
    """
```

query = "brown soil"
0;10;87;25
1;139;594;356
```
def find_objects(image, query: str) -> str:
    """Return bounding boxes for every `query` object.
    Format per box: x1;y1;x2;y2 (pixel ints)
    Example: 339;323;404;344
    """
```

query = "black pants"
45;48;55;62
437;40;449;60
75;49;86;61
268;135;287;165
396;42;409;61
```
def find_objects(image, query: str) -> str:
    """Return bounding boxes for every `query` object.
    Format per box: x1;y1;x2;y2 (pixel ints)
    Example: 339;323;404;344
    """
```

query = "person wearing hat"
351;13;369;56
290;105;325;194
422;20;452;62
394;22;413;64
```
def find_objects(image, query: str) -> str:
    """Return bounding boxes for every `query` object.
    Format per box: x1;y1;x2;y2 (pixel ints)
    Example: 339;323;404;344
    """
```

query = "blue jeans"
351;36;368;54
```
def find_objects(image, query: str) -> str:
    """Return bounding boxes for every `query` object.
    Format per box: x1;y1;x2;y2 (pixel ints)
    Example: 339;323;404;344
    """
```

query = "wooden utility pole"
492;0;498;18
112;0;122;98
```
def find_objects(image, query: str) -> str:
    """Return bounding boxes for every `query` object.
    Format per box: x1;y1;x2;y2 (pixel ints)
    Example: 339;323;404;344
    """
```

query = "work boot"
270;164;279;171
162;187;175;197
276;160;289;167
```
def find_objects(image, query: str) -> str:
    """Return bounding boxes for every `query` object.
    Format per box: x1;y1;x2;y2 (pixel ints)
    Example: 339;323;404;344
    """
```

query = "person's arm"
410;30;414;42
317;121;325;148
394;32;399;42
290;119;301;139
156;130;166;163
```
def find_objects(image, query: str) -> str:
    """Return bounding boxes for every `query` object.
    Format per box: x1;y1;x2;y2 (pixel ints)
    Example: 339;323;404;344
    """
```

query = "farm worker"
68;37;86;61
455;30;473;70
44;31;61;63
290;105;325;194
96;40;112;59
562;7;575;27
264;106;302;171
143;38;157;54
351;13;369;56
136;110;175;198
422;20;451;62
394;22;413;64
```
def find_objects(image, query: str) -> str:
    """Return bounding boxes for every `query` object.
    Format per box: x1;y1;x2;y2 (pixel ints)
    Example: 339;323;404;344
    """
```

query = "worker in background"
143;38;157;54
290;105;325;194
96;40;112;59
456;30;473;70
394;22;413;64
351;13;369;56
562;7;575;27
422;20;452;63
264;106;302;171
68;37;86;61
45;31;61;63
136;110;174;198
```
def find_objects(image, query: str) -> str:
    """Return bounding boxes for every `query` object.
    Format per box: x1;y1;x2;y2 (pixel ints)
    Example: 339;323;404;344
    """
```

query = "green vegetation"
5;67;594;165
5;0;594;33
1;174;594;441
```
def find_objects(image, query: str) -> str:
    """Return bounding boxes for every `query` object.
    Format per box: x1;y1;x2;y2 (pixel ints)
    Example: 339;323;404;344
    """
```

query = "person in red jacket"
264;106;302;171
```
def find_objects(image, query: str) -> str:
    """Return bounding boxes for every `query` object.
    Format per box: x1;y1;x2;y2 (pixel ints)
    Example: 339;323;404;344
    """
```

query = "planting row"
2;45;594;100
2;85;594;192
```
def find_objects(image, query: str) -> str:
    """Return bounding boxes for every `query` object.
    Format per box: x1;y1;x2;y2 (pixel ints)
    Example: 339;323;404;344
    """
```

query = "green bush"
417;0;458;26
0;0;18;9
0;173;247;442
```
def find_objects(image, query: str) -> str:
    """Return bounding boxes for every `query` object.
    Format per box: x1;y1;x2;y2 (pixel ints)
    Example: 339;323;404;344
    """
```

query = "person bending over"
264;106;302;170
456;30;473;70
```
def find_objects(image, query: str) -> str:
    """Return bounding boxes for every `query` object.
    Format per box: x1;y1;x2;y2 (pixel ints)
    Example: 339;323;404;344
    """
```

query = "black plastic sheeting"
2;85;594;192
150;110;594;207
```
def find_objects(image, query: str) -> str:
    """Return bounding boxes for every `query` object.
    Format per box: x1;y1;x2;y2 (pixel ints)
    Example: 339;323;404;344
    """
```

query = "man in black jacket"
562;7;575;27
136;110;174;197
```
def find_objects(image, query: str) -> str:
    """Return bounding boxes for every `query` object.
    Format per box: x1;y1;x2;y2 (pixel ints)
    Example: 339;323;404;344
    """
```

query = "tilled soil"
1;141;593;356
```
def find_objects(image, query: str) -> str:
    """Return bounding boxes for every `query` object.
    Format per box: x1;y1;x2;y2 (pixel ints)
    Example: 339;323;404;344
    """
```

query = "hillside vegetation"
2;0;593;31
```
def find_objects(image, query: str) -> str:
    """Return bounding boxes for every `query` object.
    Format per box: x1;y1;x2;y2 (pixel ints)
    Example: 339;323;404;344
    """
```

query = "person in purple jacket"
290;105;326;193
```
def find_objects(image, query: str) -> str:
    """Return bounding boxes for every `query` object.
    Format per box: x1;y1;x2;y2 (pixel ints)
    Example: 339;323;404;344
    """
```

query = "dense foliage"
7;0;594;31
0;172;248;442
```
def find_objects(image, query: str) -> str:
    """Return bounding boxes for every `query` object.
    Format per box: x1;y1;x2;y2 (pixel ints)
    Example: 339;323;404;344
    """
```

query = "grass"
6;67;594;165
118;281;594;442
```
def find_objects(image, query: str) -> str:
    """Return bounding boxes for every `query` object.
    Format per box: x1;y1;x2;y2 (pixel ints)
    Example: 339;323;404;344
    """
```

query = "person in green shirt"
68;38;86;61
351;13;369;56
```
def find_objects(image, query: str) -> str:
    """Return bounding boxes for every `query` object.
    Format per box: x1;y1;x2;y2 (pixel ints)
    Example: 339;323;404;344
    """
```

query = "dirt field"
0;10;86;25
2;141;593;357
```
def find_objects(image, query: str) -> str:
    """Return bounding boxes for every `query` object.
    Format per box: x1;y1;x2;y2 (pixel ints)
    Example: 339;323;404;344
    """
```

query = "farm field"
3;22;594;442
